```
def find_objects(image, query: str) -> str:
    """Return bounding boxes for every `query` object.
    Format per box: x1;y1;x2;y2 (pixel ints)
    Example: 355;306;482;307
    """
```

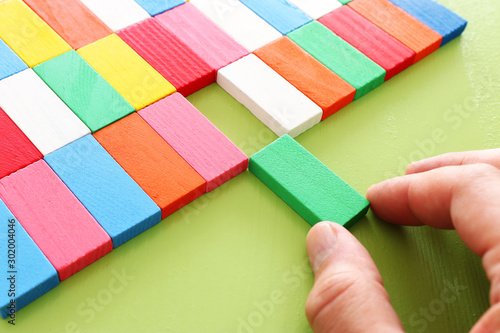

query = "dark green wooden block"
288;21;385;100
249;135;370;228
34;50;134;132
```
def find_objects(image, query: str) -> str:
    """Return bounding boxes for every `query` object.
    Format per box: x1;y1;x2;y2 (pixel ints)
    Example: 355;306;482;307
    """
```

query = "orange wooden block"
348;0;442;63
23;0;112;49
94;113;206;219
254;37;355;120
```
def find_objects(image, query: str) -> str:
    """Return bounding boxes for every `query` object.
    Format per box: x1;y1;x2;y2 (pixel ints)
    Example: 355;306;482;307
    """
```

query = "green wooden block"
338;0;353;4
34;50;134;132
287;21;385;100
249;135;370;228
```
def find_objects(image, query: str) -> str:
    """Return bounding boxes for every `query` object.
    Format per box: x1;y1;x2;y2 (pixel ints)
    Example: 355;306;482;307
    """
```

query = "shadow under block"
33;50;134;132
133;0;185;16
0;108;42;179
190;0;282;52
319;6;415;81
217;54;322;138
155;3;248;71
0;69;90;156
78;34;175;110
94;113;206;219
44;135;162;248
118;18;215;97
388;0;467;46
287;0;341;20
0;160;113;281
288;21;385;100
0;39;28;81
254;36;356;120
249;135;370;227
348;0;442;63
239;0;312;35
23;0;112;49
0;199;59;319
0;0;71;67
79;0;150;32
139;93;249;192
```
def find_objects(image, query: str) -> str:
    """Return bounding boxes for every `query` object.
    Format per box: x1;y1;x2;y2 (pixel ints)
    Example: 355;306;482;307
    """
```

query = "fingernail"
308;222;337;273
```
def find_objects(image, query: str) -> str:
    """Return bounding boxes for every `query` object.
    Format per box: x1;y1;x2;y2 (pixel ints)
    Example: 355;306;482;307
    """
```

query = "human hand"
305;149;500;332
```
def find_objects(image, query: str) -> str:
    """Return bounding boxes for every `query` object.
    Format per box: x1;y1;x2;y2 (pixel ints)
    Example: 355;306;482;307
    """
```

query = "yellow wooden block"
77;34;176;110
0;0;71;67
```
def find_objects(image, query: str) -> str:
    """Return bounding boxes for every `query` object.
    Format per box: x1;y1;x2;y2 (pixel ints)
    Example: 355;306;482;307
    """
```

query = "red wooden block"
23;0;112;49
118;18;215;97
0;107;42;179
0;160;113;280
155;2;248;71
139;93;248;192
319;6;415;80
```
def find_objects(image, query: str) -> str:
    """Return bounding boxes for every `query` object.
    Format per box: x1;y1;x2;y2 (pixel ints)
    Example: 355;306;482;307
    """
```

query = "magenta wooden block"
0;160;113;281
155;2;248;71
139;93;248;192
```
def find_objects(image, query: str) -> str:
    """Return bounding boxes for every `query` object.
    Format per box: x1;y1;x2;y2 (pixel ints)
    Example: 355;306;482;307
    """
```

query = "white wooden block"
0;69;90;155
217;54;322;138
80;0;150;32
287;0;342;20
190;0;282;52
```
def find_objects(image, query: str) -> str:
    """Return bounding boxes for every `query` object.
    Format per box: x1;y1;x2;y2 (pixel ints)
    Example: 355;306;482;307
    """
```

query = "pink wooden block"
139;93;248;192
155;2;248;71
0;160;113;281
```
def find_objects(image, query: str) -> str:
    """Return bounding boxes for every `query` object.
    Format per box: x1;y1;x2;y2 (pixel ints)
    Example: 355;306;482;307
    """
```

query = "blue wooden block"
133;0;185;16
0;39;28;81
44;135;162;248
388;0;467;46
239;0;312;35
0;199;59;319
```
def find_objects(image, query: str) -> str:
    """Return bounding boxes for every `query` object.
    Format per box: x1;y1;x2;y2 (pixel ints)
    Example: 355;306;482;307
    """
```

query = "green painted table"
2;1;499;332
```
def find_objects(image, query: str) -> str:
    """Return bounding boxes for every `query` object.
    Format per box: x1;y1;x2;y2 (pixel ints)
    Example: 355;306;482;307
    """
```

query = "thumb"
305;222;403;333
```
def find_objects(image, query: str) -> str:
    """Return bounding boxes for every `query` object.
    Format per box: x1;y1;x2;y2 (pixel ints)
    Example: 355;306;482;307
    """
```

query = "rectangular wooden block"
34;50;135;132
134;0;185;16
80;0;150;32
217;54;322;138
0;107;42;179
239;0;312;35
23;0;112;49
287;0;342;20
0;38;28;81
155;3;249;71
388;0;467;46
0;0;71;67
0;198;59;319
254;36;356;120
94;113;206;219
319;6;415;80
190;0;282;52
118;18;215;97
288;21;386;100
249;135;370;227
139;93;249;192
348;0;443;63
78;34;175;110
0;69;91;155
0;160;113;281
44;135;162;248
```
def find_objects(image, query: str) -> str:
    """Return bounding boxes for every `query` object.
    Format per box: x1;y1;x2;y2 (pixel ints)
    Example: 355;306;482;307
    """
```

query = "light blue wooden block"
0;199;59;319
0;39;28;81
388;0;467;46
133;0;185;16
239;0;312;35
44;135;162;248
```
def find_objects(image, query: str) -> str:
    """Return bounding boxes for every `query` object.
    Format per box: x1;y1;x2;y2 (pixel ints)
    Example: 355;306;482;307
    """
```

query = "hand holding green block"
249;135;370;228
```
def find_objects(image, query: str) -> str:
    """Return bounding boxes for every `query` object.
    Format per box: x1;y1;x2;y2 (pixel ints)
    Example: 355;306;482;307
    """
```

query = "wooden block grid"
0;0;466;317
